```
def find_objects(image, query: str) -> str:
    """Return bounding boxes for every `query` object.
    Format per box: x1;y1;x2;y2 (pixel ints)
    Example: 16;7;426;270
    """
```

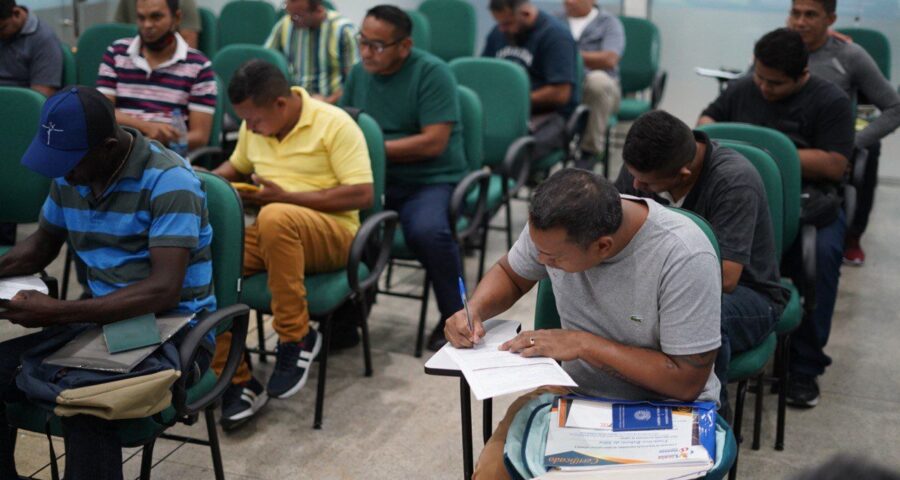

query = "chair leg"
255;310;268;363
61;247;73;300
752;373;764;450
314;313;334;429
776;334;791;451
729;379;747;480
504;198;513;249
477;218;489;282
359;298;373;377
385;260;395;289
602;127;612;179
140;438;156;480
414;275;431;358
204;407;226;480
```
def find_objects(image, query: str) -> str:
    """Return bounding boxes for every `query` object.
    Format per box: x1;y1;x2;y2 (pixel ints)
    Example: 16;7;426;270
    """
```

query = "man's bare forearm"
469;258;535;320
798;149;847;182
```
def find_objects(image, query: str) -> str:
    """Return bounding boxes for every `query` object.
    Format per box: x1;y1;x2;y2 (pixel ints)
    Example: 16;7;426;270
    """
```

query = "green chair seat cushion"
617;98;651;121
727;333;776;382
531;149;565;173
0;246;9;257
776;280;801;335
466;174;514;213
6;369;218;447
242;264;369;317
392;218;470;261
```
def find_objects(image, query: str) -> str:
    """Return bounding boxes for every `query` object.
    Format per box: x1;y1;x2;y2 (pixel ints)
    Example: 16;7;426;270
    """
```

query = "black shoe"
267;329;322;399
786;374;820;408
220;377;267;431
328;317;361;352
427;323;448;352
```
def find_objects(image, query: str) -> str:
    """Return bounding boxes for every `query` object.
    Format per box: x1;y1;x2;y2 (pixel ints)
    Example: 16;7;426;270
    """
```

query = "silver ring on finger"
529;337;535;346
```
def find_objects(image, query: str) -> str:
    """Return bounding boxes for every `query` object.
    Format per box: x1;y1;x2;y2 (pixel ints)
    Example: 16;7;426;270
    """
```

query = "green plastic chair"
698;123;810;452
210;45;289;131
6;172;250;480
418;0;476;62
0;88;47;258
59;42;76;86
836;27;891;80
380;85;492;357
405;9;432;52
198;7;219;59
237;112;399;428
75;23;138;87
217;0;277;48
617;16;666;122
450;57;535;252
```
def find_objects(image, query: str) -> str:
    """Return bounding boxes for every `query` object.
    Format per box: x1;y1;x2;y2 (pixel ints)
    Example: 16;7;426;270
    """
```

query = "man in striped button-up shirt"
266;0;359;104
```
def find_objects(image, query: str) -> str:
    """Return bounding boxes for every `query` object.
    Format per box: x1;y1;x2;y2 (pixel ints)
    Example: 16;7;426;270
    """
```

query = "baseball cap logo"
42;122;65;146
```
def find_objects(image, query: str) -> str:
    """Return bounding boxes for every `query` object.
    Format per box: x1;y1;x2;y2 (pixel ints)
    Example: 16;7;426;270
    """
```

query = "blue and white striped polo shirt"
38;127;216;330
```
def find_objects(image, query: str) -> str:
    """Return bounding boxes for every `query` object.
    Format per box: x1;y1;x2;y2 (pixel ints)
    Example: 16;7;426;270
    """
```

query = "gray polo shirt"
562;8;625;80
809;36;900;149
0;10;63;88
508;197;722;405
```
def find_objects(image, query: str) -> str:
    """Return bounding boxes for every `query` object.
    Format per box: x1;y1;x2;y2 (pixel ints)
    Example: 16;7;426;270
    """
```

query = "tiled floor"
5;141;900;479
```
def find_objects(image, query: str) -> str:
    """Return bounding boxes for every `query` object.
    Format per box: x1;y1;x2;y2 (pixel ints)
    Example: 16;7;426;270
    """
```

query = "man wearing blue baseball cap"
0;86;215;480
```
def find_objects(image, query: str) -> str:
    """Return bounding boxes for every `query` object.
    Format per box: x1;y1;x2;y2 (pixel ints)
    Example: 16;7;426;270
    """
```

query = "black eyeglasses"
356;33;405;54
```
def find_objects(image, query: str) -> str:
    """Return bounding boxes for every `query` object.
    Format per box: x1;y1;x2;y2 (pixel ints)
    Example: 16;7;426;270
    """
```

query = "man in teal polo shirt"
341;5;468;351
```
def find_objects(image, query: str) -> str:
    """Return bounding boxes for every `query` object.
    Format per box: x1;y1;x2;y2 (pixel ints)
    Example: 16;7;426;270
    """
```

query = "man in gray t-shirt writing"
616;111;789;411
786;0;900;265
445;169;721;480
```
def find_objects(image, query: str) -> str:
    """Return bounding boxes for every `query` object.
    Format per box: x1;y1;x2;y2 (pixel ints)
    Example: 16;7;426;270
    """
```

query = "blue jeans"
785;212;846;377
386;183;463;321
715;285;779;406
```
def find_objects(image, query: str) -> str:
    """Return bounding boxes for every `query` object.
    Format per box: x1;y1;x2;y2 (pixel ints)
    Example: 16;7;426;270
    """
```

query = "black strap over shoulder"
341;106;363;122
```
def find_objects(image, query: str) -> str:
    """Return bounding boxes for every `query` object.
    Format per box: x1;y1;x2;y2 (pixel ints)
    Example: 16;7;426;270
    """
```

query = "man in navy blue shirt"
483;0;578;160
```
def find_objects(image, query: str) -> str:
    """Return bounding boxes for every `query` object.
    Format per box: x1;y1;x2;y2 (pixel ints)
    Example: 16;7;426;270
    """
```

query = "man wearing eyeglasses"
266;0;358;104
341;5;469;351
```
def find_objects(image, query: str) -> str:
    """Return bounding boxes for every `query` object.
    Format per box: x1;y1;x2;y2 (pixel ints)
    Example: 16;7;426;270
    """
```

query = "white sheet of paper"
564;399;613;430
0;275;48;300
445;326;577;400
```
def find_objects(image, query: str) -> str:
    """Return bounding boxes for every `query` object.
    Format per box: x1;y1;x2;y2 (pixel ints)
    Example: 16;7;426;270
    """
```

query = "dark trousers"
849;141;880;238
0;223;15;246
529;113;568;161
385;183;463;322
785;212;846;377
715;285;779;406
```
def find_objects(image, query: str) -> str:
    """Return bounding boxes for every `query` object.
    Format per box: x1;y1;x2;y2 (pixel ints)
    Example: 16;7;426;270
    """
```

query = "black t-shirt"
482;10;579;116
615;132;790;313
701;75;855;163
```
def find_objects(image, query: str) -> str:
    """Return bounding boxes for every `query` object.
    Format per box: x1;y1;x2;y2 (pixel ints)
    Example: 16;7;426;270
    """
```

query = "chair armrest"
172;304;250;416
651;71;668;109
449;169;491;243
564;105;591;166
186;146;224;167
500;136;535;198
800;224;817;317
347;210;399;294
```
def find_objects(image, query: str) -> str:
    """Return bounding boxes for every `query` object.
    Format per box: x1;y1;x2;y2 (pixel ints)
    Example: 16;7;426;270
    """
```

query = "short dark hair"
136;0;180;16
529;169;623;248
622;110;697;176
754;28;809;80
796;0;836;14
489;0;528;11
228;60;292;106
792;455;900;480
0;0;17;19
366;5;411;39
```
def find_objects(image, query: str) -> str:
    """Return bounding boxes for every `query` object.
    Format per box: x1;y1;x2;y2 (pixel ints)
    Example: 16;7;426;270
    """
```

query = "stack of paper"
444;326;577;401
0;275;48;301
542;398;713;480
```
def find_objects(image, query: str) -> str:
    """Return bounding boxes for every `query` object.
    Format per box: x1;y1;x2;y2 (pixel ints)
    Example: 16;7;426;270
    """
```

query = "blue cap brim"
21;133;88;179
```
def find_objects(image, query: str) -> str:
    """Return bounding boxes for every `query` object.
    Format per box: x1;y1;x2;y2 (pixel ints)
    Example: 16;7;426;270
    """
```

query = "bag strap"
44;415;60;480
520;402;552;479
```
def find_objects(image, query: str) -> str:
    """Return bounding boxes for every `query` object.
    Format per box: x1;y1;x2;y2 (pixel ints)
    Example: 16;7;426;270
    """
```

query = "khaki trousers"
581;70;622;154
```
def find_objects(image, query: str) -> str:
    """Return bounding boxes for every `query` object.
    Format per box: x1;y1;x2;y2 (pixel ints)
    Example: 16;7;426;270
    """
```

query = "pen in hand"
458;276;477;344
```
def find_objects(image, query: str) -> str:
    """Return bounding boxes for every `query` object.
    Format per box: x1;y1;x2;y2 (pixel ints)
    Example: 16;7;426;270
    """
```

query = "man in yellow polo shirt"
208;60;373;430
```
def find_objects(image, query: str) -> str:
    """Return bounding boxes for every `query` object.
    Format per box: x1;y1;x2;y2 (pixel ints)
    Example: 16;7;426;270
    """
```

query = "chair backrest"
356;112;386;220
198;7;219;59
450;57;530;168
218;0;277;48
211;45;289;122
76;23;138;86
208;74;225;148
196;172;244;309
697;122;801;249
418;0;476;62
322;0;335;9
717;141;785;260
534;207;721;330
0;87;48;224
836;27;891;80
60;42;76;86
405;10;432;52
618;16;660;95
457;85;484;172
